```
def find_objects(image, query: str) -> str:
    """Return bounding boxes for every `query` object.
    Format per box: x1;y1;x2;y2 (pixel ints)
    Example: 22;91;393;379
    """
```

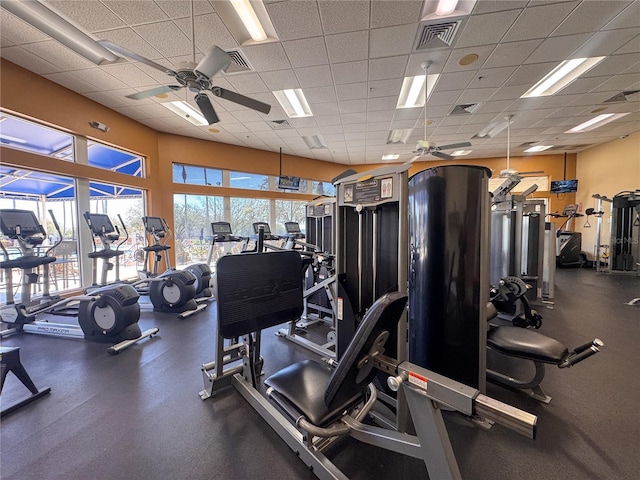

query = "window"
312;181;335;196
173;194;224;268
173;163;222;186
87;141;144;177
0;112;73;160
229;172;269;190
275;200;307;235
0;168;80;297
230;197;270;237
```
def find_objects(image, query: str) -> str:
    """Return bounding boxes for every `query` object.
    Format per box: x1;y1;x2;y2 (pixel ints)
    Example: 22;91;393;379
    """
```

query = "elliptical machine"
141;217;213;302
0;209;157;354
83;213;206;319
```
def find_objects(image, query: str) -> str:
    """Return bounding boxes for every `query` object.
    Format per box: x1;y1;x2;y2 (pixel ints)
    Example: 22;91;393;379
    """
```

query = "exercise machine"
0;209;157;354
200;248;538;480
141;216;214;300
1;346;51;417
610;191;640;274
83;212;206;318
206;221;247;266
553;204;583;267
305;197;336;254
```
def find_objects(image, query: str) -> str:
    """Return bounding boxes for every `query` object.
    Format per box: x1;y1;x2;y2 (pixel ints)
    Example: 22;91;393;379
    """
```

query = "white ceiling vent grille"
450;103;482;115
415;21;462;50
269;120;292;129
224;49;253;74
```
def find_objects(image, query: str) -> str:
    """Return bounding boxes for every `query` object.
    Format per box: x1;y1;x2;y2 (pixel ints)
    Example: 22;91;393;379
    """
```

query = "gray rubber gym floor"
1;268;639;480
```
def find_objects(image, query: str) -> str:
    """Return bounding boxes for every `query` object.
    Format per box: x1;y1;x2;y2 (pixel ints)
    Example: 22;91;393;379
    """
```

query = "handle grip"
560;343;601;368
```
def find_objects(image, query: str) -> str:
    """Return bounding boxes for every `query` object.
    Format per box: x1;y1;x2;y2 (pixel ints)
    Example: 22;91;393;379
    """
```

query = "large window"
275;200;307;235
87;141;144;177
229;171;269;190
312;181;335;196
230;197;270;237
0;113;74;161
173;163;222;186
173;194;224;268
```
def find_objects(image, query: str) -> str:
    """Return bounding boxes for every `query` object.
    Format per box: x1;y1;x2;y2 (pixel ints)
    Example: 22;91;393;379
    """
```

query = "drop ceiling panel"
102;63;159;88
368;56;408;81
282;37;329;68
467;66;518;88
225;73;269;94
455;9;523;49
442;45;497;73
369;25;417;59
572;28;640;58
483;39;542;68
242;43;291;72
155;1;214;19
367;96;400;112
336;82;368;101
258;69;299;91
370;0;422;29
550;1;629;37
0;10;51;43
435;70;477;92
266;1;323;41
71;67;129;91
133;21;192;58
368;78;403;98
186;14;238;52
318;1;370;34
524;33;593;64
22;40;97;70
0;46;61;75
295;65;334;88
44;72;99;94
97;27;164;59
48;1;126;31
326;31;369;64
102;1;170;25
502;2;579;42
331;60;368;85
603;1;640;30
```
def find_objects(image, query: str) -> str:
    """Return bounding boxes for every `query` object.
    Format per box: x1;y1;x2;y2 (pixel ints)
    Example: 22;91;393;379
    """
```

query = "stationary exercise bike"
0;209;157;354
83;212;206;319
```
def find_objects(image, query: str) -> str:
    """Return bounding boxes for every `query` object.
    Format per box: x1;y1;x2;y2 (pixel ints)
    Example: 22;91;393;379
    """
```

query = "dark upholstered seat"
487;326;569;364
265;291;408;428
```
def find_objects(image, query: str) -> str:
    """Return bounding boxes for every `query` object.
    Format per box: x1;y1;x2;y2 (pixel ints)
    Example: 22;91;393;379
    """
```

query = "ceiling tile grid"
0;0;638;162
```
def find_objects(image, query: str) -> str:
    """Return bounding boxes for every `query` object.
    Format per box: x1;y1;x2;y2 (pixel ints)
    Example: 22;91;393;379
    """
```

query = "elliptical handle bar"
45;209;64;256
115;214;129;252
160;218;173;244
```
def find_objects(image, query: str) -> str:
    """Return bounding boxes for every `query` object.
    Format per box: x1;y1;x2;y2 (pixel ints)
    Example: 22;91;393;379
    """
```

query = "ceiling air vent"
603;90;640;103
224;49;253;74
415;20;462;50
269;120;292;129
450;103;482;115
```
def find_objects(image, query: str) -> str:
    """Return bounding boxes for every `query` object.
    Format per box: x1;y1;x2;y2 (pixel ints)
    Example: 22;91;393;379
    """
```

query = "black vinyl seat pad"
265;292;408;428
487;326;568;364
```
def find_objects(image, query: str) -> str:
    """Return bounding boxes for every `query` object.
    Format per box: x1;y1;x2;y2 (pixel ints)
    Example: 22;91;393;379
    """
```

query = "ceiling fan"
409;61;471;162
97;3;270;125
497;115;543;177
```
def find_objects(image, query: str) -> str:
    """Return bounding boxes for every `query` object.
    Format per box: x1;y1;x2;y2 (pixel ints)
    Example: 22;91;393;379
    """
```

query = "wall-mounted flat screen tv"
550;179;578;194
278;175;300;190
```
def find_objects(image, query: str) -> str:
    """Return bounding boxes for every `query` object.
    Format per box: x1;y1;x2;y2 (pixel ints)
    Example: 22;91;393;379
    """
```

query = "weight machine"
0;209;156;355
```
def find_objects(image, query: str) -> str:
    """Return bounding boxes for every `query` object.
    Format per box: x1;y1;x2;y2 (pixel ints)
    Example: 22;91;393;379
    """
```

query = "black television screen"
278;175;300;190
550;179;578;194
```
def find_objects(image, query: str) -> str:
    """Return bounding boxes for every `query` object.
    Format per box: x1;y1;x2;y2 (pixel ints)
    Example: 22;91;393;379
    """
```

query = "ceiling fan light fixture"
273;89;313;118
565;113;630;133
397;74;439;108
162;101;208;126
521;56;605;98
524;145;553;153
1;0;119;65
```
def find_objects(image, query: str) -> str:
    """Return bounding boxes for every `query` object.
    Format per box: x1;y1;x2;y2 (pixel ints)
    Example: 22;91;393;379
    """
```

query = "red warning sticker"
408;371;428;390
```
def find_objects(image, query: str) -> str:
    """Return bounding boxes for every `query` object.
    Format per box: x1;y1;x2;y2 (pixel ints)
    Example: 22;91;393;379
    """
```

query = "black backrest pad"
216;251;303;338
325;291;407;408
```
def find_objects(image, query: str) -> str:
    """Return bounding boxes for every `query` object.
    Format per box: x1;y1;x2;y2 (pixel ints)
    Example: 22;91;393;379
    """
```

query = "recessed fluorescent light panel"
451;150;472;156
273;89;313;118
397;74;439;108
302;135;326;149
565;113;630;133
387;129;413;144
1;0;119;65
421;0;478;20
521;57;606;98
524;145;553;153
213;0;278;46
162;101;208;126
382;154;400;161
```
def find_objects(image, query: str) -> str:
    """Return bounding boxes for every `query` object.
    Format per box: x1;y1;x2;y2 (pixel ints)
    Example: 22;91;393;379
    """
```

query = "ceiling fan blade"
195;93;220;125
438;141;472;150
126;85;182;100
98;40;176;75
211;87;271;114
431;151;454;160
195;46;232;80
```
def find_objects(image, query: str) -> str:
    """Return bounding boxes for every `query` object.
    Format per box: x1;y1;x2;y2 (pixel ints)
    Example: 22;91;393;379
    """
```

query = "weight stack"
408;165;491;392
